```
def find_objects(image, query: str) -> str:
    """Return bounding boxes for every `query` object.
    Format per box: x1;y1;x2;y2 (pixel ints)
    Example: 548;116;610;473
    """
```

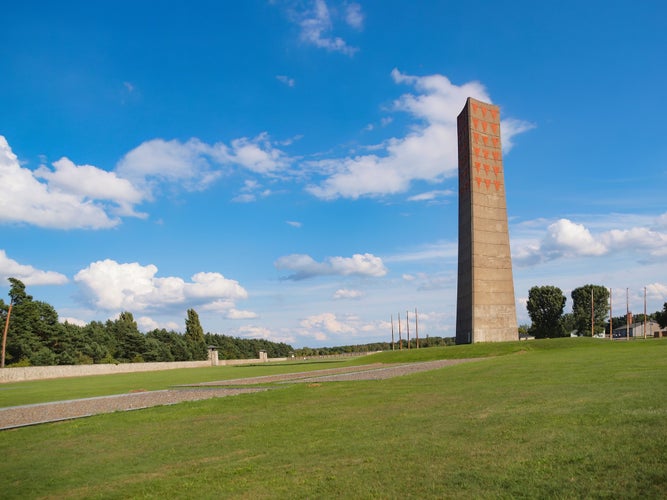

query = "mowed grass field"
1;338;666;498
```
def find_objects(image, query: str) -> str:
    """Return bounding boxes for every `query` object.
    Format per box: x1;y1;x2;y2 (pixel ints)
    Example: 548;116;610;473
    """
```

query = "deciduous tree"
571;285;609;336
656;303;667;329
527;285;566;338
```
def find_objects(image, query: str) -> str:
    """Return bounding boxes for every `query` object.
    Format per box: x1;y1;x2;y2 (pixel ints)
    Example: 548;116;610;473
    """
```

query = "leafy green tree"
184;309;207;360
571;285;609;336
527;286;566;338
560;313;576;335
656;303;667;329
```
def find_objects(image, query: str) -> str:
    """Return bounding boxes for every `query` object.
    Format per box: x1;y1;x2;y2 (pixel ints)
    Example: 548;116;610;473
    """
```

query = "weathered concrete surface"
456;97;518;343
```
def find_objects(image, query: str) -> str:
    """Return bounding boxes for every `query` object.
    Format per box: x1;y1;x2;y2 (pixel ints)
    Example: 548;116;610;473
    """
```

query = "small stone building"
612;321;663;338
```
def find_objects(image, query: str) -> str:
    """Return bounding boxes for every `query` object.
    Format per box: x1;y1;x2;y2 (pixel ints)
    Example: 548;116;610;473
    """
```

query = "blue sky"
1;0;666;347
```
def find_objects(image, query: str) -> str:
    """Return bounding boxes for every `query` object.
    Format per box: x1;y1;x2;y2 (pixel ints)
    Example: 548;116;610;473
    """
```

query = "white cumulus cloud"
543;219;607;258
0;136;132;229
655;213;667;228
74;259;248;313
0;249;68;286
299;312;354;340
646;283;667;300
226;309;259;320
116;138;222;196
235;325;296;344
60;317;87;327
117;134;289;199
35;157;145;217
275;253;387;280
306;70;533;199
333;288;363;299
513;216;667;266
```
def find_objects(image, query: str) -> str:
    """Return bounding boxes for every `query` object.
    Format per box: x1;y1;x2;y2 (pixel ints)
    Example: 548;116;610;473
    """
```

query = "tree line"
525;284;667;339
0;278;293;367
0;278;455;367
293;336;454;357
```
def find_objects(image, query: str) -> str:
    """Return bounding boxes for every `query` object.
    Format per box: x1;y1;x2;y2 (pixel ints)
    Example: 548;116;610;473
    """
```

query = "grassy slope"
1;338;666;498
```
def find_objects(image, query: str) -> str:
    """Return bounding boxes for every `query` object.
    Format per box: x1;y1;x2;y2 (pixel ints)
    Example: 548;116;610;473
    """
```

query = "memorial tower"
456;97;517;343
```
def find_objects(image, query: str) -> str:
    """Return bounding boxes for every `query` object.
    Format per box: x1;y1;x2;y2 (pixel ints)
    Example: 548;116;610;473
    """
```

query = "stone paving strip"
290;358;483;382
1;358;483;430
0;388;266;431
188;363;393;386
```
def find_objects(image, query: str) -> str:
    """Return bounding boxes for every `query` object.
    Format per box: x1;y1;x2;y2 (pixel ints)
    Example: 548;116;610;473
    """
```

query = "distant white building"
612;321;664;339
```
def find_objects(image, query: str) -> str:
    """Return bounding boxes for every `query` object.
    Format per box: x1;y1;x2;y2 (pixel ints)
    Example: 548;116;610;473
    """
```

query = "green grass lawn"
2;338;666;498
0;358;356;408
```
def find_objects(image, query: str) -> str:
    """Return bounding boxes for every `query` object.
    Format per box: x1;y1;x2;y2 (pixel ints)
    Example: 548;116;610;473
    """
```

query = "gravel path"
1;359;482;430
0;388;266;430
292;358;483;382
189;363;393;386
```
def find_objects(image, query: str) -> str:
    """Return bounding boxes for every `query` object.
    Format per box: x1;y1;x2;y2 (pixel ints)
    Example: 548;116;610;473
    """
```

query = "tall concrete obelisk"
456;97;517;343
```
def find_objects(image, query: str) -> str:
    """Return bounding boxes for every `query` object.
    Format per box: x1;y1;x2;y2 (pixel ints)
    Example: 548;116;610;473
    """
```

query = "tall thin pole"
626;288;630;341
644;287;647;340
415;307;419;349
391;314;395;351
398;312;402;350
406;310;410;349
591;287;594;337
1;301;13;369
609;288;613;340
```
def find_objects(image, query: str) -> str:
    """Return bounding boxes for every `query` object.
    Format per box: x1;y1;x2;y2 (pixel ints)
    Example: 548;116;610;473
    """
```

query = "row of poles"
390;308;419;350
595;287;653;340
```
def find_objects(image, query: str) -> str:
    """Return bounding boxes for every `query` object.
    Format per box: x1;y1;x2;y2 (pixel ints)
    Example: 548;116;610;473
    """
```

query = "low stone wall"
0;357;288;384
